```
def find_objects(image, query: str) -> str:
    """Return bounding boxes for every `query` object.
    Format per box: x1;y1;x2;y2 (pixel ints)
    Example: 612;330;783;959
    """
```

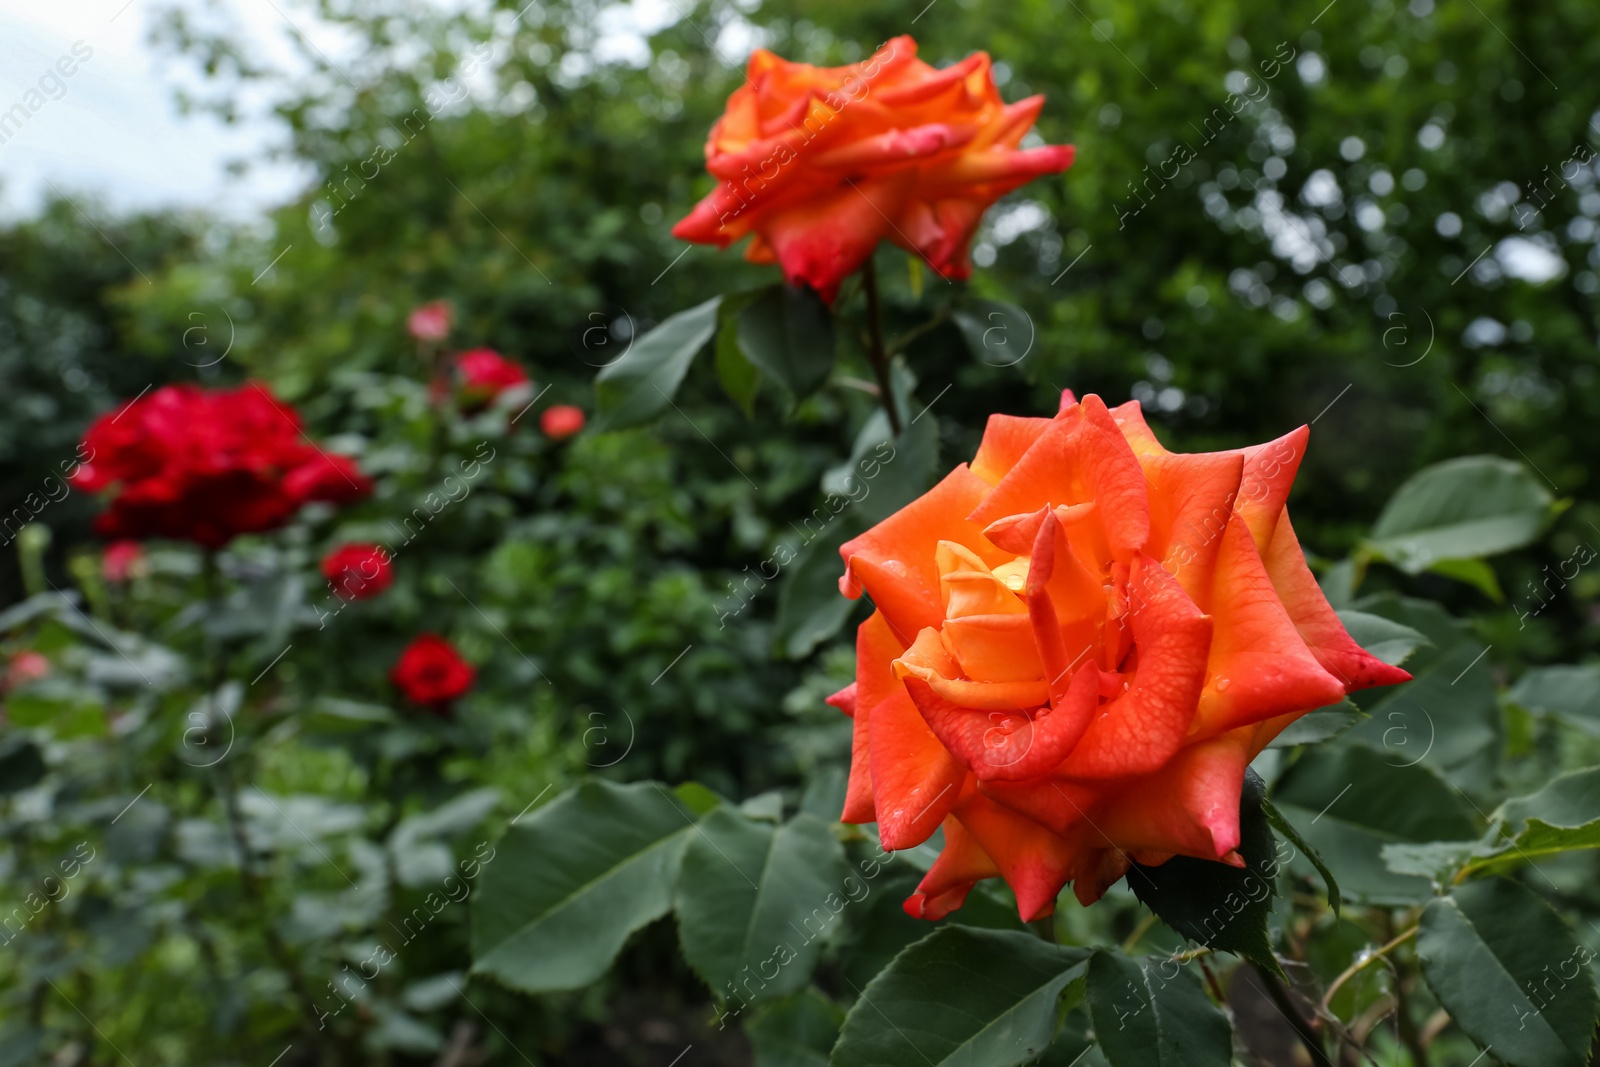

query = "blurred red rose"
70;382;372;549
673;35;1074;300
283;452;374;505
5;651;50;690
451;348;530;410
391;634;475;712
540;405;585;440
408;301;454;341
102;540;145;583
321;543;394;601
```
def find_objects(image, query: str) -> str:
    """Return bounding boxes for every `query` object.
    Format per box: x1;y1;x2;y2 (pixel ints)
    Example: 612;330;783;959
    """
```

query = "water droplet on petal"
1215;677;1232;692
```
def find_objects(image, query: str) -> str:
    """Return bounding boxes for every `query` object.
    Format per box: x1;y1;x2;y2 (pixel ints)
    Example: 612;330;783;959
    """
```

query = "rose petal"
1190;513;1348;736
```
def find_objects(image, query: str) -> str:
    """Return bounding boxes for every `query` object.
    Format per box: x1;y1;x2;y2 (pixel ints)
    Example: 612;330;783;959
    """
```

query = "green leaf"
1271;611;1422;749
1127;770;1285;975
1379;840;1479;883
1425;556;1505;600
952;299;1035;371
1465;766;1600;876
675;780;727;816
737;283;836;404
772;515;865;660
4;688;106;739
746;989;845;1067
594;296;720;430
1345;594;1501;793
1508;663;1600;737
1085;950;1232;1067
470;779;696;993
304;697;395;732
773;395;941;660
1319;557;1359;607
830;927;1089;1067
1417;878;1598;1067
833;864;1021;997
1367;455;1557;573
826;404;941;528
1333;609;1430;666
1272;744;1477;905
0;737;45;794
1261;794;1340;916
1268;699;1368;748
675;810;848;1002
715;289;764;417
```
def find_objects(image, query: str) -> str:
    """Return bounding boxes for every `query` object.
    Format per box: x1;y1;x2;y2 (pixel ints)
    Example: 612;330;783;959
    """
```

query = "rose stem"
1256;963;1334;1067
1383;912;1432;1067
202;551;324;1040
861;257;903;438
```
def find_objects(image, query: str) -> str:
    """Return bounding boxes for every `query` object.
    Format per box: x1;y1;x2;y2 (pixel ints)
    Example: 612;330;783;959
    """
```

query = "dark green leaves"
1465;767;1600;876
1261;794;1340;915
746;990;845;1067
1270;608;1424;749
1367;455;1559;585
715;288;765;416
1334;609;1429;666
1417;879;1598;1067
736;283;836;406
1085;951;1232;1067
830;927;1089;1067
594;296;721;429
675;809;848;1002
772;520;863;660
1272;744;1476;905
1509;664;1600;736
470;783;855;1008
952;298;1034;371
1127;769;1285;975
773;382;939;659
0;737;45;794
1344;594;1501;793
470;780;696;993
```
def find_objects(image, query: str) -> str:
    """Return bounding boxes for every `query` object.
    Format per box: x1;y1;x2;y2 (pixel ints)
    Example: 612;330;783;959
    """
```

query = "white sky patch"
1495;234;1565;284
0;0;336;219
1255;187;1332;274
988;200;1050;245
1300;168;1341;209
715;13;768;64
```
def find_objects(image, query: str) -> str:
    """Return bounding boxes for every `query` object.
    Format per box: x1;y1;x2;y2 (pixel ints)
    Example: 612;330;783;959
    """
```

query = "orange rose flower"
672;36;1074;301
829;391;1410;921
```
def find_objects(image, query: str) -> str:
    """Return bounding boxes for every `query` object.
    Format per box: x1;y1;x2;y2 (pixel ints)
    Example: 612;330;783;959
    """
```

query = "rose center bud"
887;497;1144;786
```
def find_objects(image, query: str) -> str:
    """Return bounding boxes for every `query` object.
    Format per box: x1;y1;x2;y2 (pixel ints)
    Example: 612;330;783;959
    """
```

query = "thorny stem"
860;257;902;437
1198;956;1227;1004
1394;975;1433;1067
1382;914;1432;1067
201;556;323;1039
1257;964;1334;1067
216;749;323;1037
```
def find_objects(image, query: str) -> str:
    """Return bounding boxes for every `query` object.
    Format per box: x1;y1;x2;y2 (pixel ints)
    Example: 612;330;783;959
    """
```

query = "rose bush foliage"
5;5;1600;1067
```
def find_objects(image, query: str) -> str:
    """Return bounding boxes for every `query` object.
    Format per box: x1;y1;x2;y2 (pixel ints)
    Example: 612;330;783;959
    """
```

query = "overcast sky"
0;0;324;221
0;0;720;224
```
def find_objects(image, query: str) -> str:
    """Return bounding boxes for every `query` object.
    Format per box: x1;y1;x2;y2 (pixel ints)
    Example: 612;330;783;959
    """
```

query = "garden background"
3;0;1600;1065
